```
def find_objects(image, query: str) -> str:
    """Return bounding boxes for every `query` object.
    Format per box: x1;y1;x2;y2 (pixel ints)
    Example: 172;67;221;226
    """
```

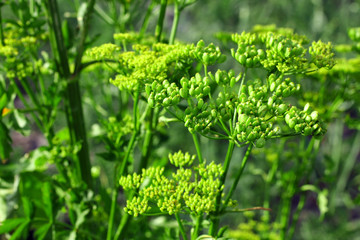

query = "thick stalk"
169;2;180;44
175;213;188;240
191;215;202;240
155;0;168;42
44;0;93;188
209;140;235;236
221;144;253;212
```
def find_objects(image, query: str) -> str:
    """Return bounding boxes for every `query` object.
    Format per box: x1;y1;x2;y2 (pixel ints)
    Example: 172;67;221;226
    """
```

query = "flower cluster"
119;151;225;216
0;29;46;79
86;43;121;60
191;40;226;66
309;40;335;69
99;29;334;147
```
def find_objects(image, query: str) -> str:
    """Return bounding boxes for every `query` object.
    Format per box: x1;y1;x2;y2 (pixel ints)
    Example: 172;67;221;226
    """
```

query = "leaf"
34;222;52;240
318;189;329;220
0;93;7;110
42;182;53;219
21;197;33;218
13;110;27;128
0;121;12;160
9;219;30;240
0;218;26;235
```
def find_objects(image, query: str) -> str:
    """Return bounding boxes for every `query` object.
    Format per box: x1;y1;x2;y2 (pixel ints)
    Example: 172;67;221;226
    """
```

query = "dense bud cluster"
168;150;196;167
191;40;226;66
119;153;227;216
86;43;121;60
309;41;335;69
284;103;325;136
97;29;334;147
113;32;142;43
0;29;46;79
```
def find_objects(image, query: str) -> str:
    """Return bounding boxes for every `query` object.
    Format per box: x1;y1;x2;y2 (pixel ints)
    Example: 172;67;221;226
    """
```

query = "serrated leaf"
34;222;52;240
0;218;26;234
9;219;30;240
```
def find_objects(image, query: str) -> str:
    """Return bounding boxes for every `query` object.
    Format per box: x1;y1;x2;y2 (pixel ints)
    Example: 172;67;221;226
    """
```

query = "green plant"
0;1;358;240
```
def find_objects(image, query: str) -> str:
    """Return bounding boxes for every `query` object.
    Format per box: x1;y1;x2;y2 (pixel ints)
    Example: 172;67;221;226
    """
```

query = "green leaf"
13;110;27;128
42;182;53;219
9;219;30;240
0;121;12;160
0;218;26;235
34;222;52;240
21;197;33;218
318;189;329;220
0;93;7;110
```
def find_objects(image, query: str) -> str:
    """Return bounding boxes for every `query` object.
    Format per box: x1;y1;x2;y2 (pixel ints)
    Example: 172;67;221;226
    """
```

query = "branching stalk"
209;140;235;236
221;144;253;212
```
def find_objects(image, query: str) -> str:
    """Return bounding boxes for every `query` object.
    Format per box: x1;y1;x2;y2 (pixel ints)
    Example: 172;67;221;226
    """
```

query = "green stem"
138;107;158;172
175;213;188;240
155;0;168;42
169;2;180;44
209;140;235;236
191;215;202;240
192;132;203;164
287;194;305;240
221;144;253;212
44;0;93;188
140;1;155;37
106;189;118;240
73;0;96;75
114;213;131;240
112;92;140;239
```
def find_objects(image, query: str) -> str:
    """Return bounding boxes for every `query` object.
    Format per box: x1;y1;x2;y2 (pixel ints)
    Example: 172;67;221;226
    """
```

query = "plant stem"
155;0;168;42
192;132;203;164
169;2;180;44
209;140;235;236
191;215;202;240
73;0;96;75
111;92;140;239
221;144;253;212
44;0;93;189
138;107;157;172
175;213;188;240
114;213;131;240
287;194;305;240
106;189;118;240
140;1;155;37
